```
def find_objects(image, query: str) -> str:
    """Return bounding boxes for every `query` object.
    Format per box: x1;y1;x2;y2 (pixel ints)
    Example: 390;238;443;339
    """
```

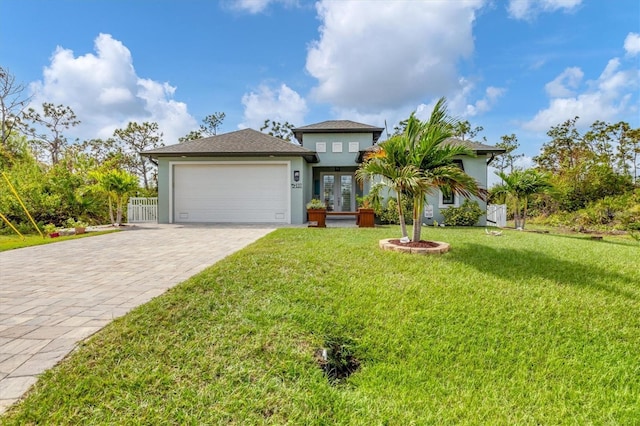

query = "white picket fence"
127;197;158;223
487;204;507;227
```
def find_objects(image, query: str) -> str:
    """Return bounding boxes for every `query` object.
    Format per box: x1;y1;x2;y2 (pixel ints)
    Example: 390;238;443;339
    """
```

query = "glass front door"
322;173;355;212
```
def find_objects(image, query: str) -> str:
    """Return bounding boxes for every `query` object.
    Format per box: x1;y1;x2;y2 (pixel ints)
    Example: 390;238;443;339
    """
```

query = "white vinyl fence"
487;204;507;227
127;197;158;223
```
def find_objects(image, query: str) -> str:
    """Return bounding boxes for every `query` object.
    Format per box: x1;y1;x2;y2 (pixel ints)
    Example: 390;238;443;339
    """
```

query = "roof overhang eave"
140;151;319;162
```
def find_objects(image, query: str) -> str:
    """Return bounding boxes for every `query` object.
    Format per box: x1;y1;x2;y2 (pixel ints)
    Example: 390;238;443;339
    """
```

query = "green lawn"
0;229;119;252
3;227;639;424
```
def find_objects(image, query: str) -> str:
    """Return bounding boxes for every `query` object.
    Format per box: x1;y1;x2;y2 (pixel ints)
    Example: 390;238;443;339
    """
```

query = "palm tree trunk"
116;196;123;225
396;192;408;239
412;193;425;242
108;196;115;225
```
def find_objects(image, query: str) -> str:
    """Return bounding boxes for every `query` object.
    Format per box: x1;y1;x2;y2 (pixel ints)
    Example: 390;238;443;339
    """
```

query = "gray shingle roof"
293;120;384;132
141;128;319;162
441;138;506;154
293;120;384;144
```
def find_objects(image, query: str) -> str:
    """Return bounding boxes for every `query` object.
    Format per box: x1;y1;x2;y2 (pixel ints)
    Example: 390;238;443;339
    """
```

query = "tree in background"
179;112;226;142
449;120;485;141
260;119;295;141
491;169;552;230
23;102;80;164
493;134;524;174
113;121;163;190
534;116;634;211
0;67;31;159
606;122;640;183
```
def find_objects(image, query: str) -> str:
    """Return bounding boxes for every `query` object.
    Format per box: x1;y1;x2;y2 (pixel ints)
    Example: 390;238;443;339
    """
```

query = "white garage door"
173;163;289;223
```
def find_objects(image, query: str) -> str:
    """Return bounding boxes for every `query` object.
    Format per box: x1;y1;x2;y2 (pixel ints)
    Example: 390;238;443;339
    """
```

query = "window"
440;189;457;207
332;142;343;153
316;142;326;153
349;142;359;153
438;160;464;207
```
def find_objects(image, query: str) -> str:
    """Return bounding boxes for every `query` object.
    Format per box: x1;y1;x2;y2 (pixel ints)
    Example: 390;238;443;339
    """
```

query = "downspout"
486;153;496;165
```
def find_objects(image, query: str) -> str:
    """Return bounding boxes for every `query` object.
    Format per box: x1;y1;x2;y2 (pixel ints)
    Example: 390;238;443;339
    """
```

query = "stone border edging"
379;238;450;254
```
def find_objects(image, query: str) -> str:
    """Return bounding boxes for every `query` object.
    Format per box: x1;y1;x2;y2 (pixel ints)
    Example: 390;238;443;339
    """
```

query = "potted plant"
43;223;59;238
357;196;375;228
66;218;88;235
306;199;327;228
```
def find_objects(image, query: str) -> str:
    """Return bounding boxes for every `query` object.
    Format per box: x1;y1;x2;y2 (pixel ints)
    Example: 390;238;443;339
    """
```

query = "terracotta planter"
307;209;326;228
74;227;86;235
358;208;375;228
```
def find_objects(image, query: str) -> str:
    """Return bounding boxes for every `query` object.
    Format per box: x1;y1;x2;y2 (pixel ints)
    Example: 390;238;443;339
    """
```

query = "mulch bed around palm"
389;239;441;248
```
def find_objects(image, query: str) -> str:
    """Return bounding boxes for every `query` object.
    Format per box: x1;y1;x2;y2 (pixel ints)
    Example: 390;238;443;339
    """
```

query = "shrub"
379;196;413;225
442;199;483;226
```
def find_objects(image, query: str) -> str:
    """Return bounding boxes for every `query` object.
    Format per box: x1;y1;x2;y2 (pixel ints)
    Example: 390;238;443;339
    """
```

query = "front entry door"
321;173;355;212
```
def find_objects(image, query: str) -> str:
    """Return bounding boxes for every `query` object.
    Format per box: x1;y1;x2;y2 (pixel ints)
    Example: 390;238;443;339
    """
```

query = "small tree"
492;169;552;229
358;98;485;242
91;169;138;225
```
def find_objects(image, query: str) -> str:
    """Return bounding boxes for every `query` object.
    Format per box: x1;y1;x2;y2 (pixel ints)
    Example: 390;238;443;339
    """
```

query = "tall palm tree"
406;99;486;242
492;169;552;229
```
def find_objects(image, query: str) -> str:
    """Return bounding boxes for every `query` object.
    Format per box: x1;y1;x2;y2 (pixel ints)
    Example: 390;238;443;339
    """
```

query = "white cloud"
624;32;640;57
412;79;505;122
507;0;582;20
28;33;196;144
240;83;308;129
544;67;584;97
231;0;298;14
463;85;506;117
306;0;485;112
523;58;638;131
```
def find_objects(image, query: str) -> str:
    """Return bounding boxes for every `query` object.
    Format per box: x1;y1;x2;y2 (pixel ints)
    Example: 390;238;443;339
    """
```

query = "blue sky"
1;0;638;165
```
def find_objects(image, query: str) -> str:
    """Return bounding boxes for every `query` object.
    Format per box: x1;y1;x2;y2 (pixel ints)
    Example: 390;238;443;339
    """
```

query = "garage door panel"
173;163;289;223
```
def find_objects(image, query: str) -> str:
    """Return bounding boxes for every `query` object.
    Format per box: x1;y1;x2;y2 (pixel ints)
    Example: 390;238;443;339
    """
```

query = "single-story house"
141;120;504;225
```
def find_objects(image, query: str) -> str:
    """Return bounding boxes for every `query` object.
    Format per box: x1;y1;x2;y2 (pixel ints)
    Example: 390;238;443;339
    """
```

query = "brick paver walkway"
0;223;274;414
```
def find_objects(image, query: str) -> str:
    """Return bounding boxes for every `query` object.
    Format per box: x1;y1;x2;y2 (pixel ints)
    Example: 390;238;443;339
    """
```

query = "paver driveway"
0;223;275;413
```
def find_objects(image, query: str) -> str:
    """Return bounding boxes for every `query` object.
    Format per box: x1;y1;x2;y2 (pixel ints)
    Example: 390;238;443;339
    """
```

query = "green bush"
379;196;413;225
442;199;483;226
531;188;640;232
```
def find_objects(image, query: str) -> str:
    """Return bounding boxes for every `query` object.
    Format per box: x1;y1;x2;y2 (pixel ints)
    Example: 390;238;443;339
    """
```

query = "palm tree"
356;135;420;240
405;99;485;242
492;169;552;229
91;168;138;225
358;97;486;242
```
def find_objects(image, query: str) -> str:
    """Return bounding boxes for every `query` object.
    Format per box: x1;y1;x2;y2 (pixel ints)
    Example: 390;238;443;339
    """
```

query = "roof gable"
293;120;384;144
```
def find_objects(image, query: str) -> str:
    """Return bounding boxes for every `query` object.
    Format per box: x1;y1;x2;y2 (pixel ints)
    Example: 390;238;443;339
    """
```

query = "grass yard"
0;229;119;252
3;227;639;424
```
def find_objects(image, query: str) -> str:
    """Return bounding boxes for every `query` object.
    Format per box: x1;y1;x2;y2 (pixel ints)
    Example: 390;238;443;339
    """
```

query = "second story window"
332;142;343;153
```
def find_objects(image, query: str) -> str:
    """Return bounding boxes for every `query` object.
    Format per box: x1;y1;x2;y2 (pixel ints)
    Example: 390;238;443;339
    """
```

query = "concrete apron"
0;223;275;414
